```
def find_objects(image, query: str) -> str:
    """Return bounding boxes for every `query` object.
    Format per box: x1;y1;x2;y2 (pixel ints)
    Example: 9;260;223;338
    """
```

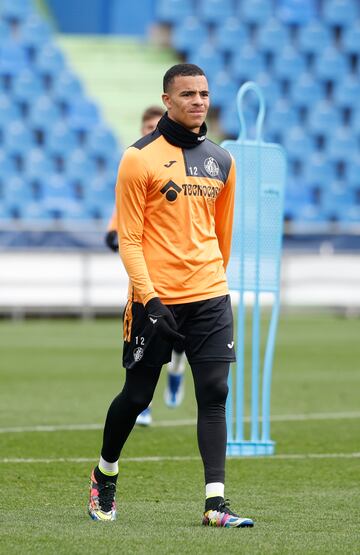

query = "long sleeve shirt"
115;129;236;305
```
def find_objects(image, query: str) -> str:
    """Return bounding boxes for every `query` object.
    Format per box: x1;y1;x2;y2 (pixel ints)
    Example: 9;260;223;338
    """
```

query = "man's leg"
190;361;229;487
164;346;186;408
88;364;161;521
190;361;254;528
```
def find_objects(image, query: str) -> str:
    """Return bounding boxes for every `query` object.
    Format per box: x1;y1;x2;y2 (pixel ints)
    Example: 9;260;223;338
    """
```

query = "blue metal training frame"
222;82;287;456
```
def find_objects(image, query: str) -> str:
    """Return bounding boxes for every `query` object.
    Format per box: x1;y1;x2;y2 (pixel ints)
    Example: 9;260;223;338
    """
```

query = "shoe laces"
218;499;237;517
97;481;116;513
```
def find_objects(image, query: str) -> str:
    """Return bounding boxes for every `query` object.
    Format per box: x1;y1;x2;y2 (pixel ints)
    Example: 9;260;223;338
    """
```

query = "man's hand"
145;297;185;342
105;230;118;252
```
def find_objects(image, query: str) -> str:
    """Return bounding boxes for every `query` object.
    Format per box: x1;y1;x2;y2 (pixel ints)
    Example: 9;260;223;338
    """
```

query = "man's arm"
116;148;157;305
215;157;236;270
105;209;118;252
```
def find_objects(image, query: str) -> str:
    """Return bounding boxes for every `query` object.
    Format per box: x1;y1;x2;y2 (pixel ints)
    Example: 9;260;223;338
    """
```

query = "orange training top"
116;129;235;305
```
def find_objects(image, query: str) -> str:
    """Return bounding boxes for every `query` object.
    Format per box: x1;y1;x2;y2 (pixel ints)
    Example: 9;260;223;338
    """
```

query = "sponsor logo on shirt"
160;181;221;202
182;183;220;199
160;180;182;202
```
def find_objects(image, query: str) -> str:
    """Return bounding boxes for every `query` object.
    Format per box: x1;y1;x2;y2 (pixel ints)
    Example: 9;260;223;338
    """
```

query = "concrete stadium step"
57;36;178;147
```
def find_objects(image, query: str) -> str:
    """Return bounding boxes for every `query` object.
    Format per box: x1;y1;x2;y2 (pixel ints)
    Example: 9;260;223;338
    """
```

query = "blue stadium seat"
18;15;52;54
24;148;54;181
314;47;348;82
46;123;78;158
0;42;27;76
336;204;360;224
0;0;33;22
277;0;316;25
197;0;234;24
322;0;358;27
257;75;282;108
266;100;299;137
59;201;87;222
333;75;360;109
273;47;306;81
87;126;119;159
290;72;324;109
84;175;115;220
219;103;240;137
3;175;32;207
65;149;98;182
208;71;239;110
350;108;360;134
307;100;342;136
283;126;314;161
0;19;11;42
327;128;358;163
342;22;360;55
347;158;360;188
0;202;10;220
321;183;355;220
0;148;17;177
68;98;100;132
256;19;289;55
28;95;61;131
51;69;84;112
230;46;266;81
294;205;329;224
188;44;225;76
12;70;44;106
155;0;194;24
171;17;208;56
41;174;76;209
284;178;316;221
297;22;332;55
303;153;337;189
213;18;249;55
236;0;273;26
36;45;65;79
21;201;51;222
0;94;21;124
4;120;33;154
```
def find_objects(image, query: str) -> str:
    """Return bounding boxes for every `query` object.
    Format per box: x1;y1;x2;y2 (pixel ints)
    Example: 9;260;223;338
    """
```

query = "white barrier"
0;250;359;314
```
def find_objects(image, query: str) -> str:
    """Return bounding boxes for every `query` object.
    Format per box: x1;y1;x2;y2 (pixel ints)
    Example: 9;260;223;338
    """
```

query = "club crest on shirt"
204;157;219;177
133;347;144;362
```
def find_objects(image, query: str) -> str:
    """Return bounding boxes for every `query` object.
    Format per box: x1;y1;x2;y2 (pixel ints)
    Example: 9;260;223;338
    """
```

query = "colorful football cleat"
202;498;254;528
88;470;116;521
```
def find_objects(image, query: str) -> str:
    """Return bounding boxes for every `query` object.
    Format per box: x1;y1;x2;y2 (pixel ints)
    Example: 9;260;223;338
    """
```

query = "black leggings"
101;361;230;484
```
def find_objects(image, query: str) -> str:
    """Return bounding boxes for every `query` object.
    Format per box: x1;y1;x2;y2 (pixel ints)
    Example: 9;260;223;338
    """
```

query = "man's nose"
192;93;203;104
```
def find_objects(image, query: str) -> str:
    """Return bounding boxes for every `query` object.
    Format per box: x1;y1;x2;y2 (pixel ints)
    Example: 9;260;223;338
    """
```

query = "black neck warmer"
157;112;207;149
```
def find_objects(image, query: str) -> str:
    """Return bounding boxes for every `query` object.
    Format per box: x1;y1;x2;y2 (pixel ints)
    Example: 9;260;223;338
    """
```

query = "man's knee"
120;386;153;414
196;378;228;407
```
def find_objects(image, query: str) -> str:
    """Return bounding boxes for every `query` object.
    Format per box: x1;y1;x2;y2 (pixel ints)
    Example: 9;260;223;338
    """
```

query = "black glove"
145;297;185;342
105;230;118;252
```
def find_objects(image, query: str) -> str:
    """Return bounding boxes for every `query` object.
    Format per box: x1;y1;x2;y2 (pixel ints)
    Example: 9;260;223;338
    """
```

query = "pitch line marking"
0;453;360;464
0;411;360;434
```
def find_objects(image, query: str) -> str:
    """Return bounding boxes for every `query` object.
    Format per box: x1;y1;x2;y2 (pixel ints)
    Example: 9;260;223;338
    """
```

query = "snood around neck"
157;112;207;149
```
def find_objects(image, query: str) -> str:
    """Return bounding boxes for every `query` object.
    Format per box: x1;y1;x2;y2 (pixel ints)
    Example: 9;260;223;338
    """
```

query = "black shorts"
122;295;236;370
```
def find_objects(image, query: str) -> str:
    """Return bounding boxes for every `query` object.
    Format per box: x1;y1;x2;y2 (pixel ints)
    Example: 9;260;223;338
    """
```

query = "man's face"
162;74;209;133
141;116;161;136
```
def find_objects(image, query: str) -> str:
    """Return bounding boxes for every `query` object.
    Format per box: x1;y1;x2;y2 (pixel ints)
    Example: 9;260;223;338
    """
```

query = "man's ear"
162;93;171;110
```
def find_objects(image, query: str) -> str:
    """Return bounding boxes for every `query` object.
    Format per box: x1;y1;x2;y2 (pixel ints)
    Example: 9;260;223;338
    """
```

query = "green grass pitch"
0;312;359;554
